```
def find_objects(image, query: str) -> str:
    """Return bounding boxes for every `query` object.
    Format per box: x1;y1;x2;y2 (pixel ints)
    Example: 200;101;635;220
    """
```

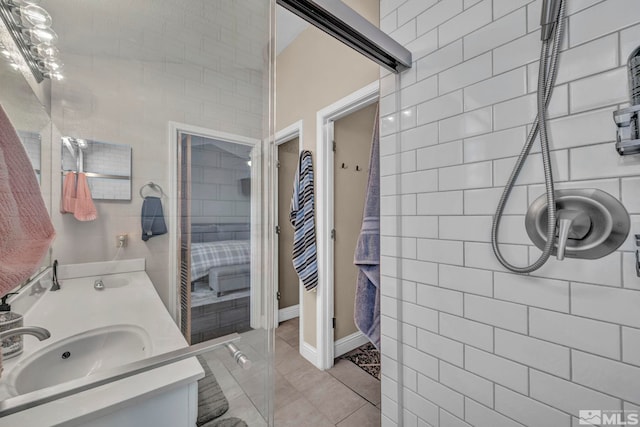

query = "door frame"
315;81;379;370
168;121;263;331
273;121;303;331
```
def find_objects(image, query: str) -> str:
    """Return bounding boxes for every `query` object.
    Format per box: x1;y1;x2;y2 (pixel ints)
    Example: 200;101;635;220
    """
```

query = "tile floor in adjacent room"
199;317;381;426
203;327;270;427
274;318;382;427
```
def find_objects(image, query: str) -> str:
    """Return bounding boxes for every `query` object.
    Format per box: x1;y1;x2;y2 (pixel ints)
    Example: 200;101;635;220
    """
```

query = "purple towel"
353;110;380;350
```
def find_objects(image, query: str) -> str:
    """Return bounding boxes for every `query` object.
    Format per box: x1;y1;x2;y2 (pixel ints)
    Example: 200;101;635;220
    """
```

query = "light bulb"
35;43;58;59
24;26;57;44
19;4;52;28
41;58;62;72
10;0;43;6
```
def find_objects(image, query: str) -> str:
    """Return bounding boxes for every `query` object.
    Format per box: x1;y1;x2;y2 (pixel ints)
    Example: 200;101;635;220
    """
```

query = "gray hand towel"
141;196;167;241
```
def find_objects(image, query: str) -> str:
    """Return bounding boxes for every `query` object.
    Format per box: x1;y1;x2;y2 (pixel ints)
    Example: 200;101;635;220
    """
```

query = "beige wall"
276;0;380;347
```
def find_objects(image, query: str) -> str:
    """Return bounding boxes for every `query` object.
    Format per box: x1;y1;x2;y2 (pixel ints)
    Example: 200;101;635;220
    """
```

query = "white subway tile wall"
190;138;251;224
380;0;640;426
17;131;41;171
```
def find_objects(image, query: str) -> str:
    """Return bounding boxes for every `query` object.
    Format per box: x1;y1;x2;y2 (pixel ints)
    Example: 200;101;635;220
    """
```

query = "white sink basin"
5;325;151;395
100;276;131;288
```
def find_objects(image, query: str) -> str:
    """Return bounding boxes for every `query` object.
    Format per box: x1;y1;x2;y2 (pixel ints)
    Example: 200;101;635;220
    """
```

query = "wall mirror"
0;55;50;188
61;137;132;200
0;29;52;273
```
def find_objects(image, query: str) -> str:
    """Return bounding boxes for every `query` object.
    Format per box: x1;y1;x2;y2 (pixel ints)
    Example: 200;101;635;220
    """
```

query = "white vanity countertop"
0;259;203;427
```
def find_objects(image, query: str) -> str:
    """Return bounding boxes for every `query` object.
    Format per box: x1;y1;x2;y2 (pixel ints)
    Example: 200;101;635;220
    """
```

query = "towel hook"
139;182;165;199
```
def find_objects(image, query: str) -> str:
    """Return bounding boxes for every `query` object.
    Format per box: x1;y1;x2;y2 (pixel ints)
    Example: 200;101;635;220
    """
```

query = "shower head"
540;0;561;41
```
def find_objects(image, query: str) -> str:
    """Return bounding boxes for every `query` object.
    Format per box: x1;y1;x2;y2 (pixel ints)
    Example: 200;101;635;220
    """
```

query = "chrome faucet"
50;260;60;291
0;326;51;341
94;279;104;290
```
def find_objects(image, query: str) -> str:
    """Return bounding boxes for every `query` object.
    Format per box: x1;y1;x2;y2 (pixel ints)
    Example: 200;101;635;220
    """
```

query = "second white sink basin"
5;325;151;395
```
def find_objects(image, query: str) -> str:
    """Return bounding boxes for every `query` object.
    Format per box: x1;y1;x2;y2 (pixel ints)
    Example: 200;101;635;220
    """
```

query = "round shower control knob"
525;189;630;260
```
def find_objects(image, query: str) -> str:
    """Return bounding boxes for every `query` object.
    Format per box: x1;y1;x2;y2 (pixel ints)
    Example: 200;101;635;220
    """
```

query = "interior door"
277;137;301;314
332;102;378;342
178;132;192;343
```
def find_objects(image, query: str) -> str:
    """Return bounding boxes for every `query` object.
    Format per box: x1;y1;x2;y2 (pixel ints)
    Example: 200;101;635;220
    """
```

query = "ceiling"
276;5;309;55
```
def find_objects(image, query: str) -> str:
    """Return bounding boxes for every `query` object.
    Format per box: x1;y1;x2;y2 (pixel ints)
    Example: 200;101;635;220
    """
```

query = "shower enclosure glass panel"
0;0;275;425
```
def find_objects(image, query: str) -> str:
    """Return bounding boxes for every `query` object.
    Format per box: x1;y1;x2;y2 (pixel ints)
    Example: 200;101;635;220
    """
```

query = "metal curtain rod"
277;0;412;73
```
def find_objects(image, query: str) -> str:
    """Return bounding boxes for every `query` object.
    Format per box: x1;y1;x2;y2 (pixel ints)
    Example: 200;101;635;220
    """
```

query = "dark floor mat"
202;417;248;427
197;355;230;426
340;342;380;379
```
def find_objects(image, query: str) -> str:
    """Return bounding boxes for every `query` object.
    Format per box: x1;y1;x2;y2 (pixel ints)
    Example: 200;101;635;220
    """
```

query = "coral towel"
60;171;76;213
73;173;97;221
0;105;55;296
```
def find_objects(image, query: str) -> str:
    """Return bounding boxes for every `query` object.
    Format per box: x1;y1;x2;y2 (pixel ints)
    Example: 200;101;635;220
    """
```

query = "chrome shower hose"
491;0;566;273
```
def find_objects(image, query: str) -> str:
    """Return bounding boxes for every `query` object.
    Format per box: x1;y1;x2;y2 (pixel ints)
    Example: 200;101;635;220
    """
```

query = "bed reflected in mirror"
177;131;256;345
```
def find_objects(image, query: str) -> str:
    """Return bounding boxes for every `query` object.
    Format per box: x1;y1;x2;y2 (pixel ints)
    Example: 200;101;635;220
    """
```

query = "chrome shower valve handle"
555;210;590;261
525;189;629;261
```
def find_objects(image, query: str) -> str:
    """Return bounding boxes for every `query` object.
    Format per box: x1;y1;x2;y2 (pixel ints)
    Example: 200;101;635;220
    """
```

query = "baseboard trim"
300;341;321;368
278;304;300;323
334;331;369;358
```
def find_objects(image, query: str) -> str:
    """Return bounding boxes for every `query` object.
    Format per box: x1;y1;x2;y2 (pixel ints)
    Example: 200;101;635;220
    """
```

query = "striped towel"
289;150;318;292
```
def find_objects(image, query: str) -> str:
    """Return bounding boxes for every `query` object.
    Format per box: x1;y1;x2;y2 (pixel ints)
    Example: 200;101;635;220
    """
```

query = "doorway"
273;122;303;332
276;132;301;323
170;124;262;344
316;81;380;369
333;102;378;353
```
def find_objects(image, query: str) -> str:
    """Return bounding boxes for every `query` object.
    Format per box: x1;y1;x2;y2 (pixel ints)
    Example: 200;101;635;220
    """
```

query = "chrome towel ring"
139;182;165;198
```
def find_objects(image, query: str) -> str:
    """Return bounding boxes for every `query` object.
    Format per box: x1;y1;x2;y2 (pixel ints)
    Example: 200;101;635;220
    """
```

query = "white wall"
45;0;269;309
379;0;640;426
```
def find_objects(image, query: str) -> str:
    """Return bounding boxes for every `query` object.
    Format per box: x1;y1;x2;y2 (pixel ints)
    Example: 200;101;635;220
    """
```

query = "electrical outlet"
116;234;128;248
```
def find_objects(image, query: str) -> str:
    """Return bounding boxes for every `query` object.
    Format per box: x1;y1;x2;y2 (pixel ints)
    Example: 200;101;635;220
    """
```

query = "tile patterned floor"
274;318;381;427
200;317;381;426
201;328;269;427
